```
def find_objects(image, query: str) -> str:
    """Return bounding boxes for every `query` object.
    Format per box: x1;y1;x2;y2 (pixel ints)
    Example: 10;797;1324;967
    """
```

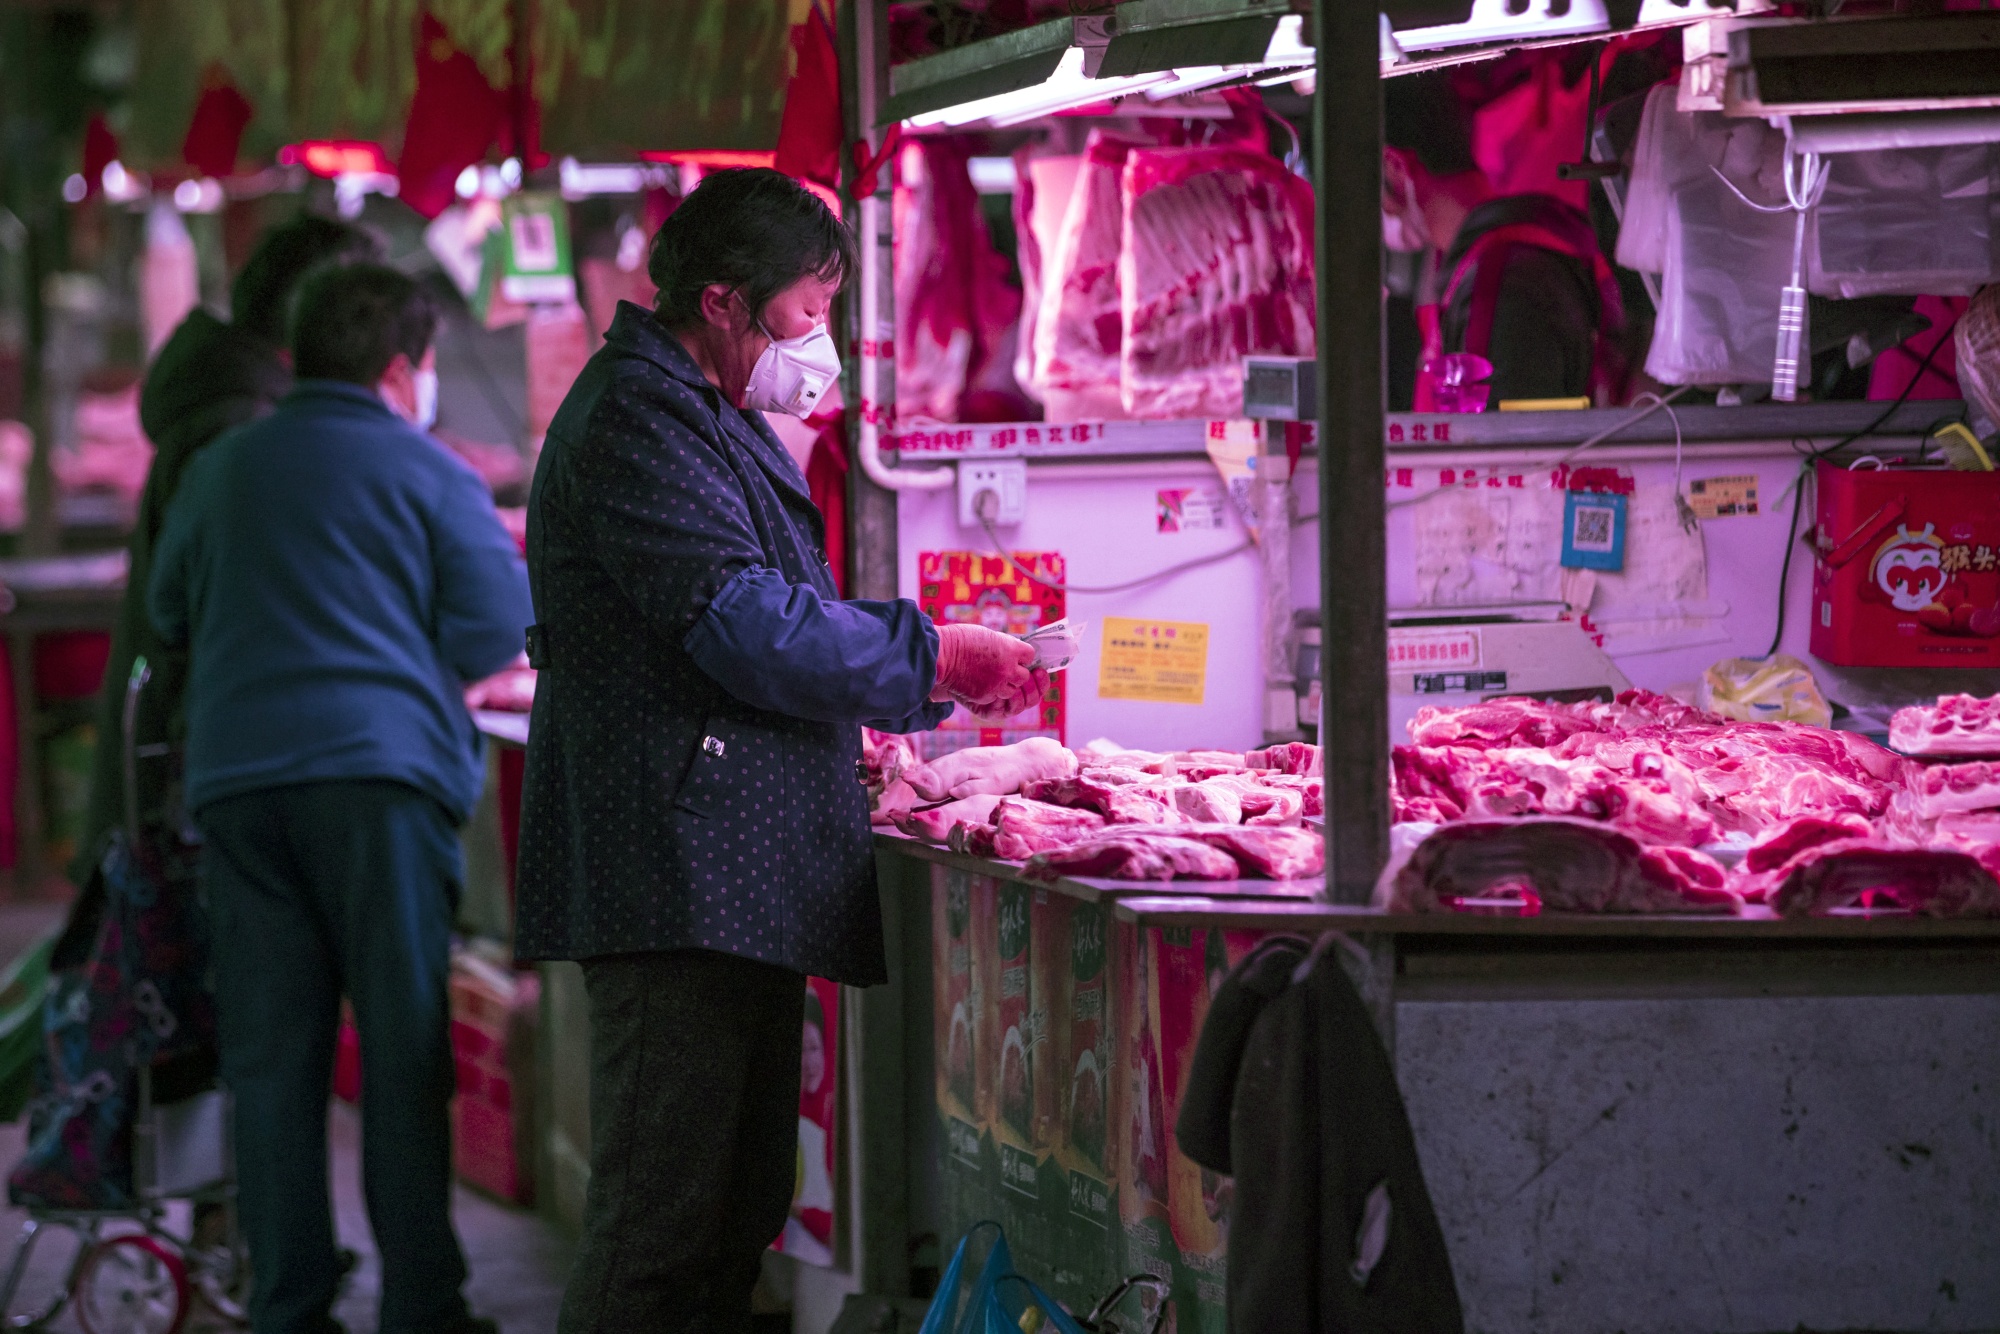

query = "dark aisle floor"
0;1102;570;1332
0;898;568;1331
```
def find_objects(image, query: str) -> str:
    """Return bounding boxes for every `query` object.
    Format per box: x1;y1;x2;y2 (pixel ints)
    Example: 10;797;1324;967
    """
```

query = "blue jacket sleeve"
683;566;954;731
429;460;534;681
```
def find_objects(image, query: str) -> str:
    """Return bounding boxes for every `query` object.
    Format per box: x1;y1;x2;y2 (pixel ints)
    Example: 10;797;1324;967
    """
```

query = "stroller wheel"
72;1235;189;1334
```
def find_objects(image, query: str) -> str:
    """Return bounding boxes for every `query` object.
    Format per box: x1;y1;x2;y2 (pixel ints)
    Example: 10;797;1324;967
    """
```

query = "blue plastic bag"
921;1222;1091;1334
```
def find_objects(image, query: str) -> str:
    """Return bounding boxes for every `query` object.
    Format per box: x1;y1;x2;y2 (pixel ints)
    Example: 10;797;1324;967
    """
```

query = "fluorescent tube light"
1395;0;1611;53
906;46;1177;128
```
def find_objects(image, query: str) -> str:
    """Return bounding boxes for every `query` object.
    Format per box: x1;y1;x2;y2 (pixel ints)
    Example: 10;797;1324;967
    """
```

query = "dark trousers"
199;780;470;1334
559;950;806;1334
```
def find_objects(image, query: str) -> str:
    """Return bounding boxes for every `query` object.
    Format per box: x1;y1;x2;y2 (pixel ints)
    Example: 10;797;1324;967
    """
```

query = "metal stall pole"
1315;6;1390;903
846;0;902;604
835;0;916;1308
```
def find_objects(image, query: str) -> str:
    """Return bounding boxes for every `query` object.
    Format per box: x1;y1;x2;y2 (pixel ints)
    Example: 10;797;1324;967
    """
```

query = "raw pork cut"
1245;742;1323;777
1260;774;1324;818
1183;823;1322;879
949;797;1107;861
1025;834;1239;883
1119;146;1315;418
1399;744;1718;846
861;729;922;789
893;794;1003;844
908;736;1076;802
1380;818;1740;914
464;665;536;712
1767;838;2000;917
1904;759;2000;819
871;777;919;827
1410;697;1606;751
1031;132;1135;412
1889;693;2000;758
1743;813;1876;874
1173;781;1243;826
1024;771;1181;824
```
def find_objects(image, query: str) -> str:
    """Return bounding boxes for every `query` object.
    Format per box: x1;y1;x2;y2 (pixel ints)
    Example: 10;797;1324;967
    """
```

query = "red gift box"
1810;459;2000;668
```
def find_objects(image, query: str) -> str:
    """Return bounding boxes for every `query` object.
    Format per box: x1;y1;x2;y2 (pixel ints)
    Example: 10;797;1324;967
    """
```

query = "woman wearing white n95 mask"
514;168;1041;1334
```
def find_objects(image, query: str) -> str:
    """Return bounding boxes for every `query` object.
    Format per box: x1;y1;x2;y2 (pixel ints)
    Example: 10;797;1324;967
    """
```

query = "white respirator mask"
412;366;439;430
743;322;841;418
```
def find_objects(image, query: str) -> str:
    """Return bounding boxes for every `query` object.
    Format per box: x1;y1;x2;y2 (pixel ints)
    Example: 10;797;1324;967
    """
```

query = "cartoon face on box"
1867;522;2000;636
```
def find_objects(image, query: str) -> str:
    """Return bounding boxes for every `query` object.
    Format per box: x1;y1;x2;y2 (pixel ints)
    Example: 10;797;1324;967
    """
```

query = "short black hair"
289;264;439;385
1385;73;1478;179
649;167;855;330
230;216;385;346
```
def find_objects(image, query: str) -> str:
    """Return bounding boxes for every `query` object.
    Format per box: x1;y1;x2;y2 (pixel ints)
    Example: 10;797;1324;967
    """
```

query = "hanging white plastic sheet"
1619;85;2000;386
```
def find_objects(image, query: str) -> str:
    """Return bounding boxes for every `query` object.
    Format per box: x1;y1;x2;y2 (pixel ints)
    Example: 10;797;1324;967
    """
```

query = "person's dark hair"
289;264;439;385
1385;73;1478;179
230;216;385;346
803;987;825;1033
649;167;856;330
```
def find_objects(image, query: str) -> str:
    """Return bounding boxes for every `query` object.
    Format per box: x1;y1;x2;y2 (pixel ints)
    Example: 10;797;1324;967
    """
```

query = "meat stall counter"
844;5;2000;1332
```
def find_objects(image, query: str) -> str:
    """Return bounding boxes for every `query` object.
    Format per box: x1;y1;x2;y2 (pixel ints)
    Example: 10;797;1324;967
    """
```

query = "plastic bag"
1811;143;2000;299
920;1222;1088;1334
1696;653;1832;728
1622;93;1798;386
1955;283;2000;437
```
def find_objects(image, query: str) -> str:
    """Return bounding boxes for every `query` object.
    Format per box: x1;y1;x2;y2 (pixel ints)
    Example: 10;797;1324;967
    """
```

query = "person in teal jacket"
516;169;1040;1333
150;263;529;1334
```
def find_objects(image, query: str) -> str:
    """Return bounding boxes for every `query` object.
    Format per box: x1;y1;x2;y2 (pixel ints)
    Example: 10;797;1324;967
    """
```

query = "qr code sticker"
1571;503;1616;552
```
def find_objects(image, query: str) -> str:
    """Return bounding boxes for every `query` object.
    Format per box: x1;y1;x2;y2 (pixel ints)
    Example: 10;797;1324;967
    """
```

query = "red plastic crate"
453;1087;524;1202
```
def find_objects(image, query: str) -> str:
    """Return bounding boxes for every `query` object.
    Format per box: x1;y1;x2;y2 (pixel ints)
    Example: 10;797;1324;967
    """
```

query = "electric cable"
1379;384;1696;513
975;491;1255;595
1761;318;1960;658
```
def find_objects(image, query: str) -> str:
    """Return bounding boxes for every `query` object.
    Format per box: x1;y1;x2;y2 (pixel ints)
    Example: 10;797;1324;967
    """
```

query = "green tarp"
125;0;802;169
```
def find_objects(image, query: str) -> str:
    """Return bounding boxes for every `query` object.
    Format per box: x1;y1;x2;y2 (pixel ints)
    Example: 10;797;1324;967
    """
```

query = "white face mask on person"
412;366;439;430
743;322;841;418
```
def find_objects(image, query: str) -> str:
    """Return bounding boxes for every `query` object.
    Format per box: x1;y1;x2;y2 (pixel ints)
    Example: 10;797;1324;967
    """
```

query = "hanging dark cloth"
1177;934;1465;1334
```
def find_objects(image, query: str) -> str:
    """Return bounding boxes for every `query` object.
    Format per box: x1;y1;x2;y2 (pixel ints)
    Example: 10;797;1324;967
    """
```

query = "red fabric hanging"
181;66;253;180
397;14;509;220
1869;295;1966;402
774;2;843;191
81;114;119;196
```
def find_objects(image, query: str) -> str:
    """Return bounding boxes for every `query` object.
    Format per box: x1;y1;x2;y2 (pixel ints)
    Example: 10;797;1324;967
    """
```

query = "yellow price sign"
1098;617;1209;705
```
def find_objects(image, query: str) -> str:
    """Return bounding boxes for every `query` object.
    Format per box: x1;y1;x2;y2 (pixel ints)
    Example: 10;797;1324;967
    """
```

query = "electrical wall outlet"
957;459;1027;528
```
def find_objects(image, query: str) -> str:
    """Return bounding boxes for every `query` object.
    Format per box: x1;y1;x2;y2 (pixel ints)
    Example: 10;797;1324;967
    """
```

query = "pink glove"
970;667;1050;721
931;624;1036;709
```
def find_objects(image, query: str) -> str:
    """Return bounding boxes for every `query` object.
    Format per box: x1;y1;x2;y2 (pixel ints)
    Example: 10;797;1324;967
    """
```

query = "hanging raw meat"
1011;151;1082;409
1031;131;1136;419
1119;145;1315;418
894;136;1022;422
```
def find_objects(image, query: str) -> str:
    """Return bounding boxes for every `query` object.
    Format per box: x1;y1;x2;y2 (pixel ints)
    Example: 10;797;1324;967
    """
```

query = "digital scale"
1296;603;1633;744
